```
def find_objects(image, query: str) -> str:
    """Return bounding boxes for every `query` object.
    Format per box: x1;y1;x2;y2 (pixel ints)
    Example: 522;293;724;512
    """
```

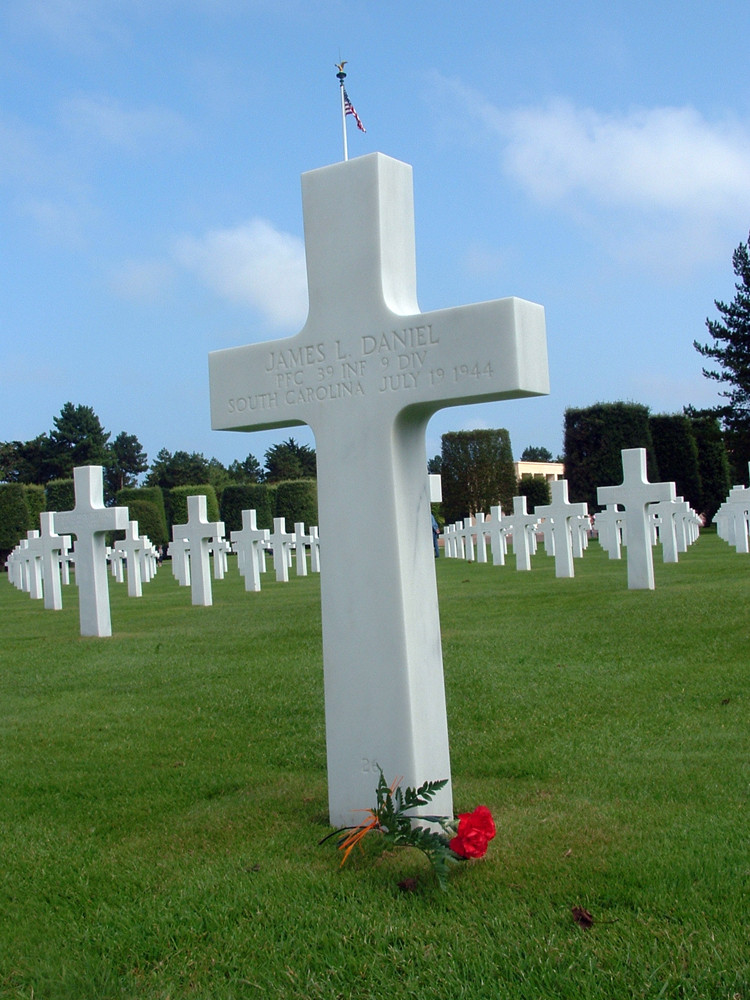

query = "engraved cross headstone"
209;152;548;825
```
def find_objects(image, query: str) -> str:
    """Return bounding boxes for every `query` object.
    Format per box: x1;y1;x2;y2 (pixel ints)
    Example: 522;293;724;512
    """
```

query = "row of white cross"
166;493;319;606
714;472;750;553
4;466;321;637
442;448;703;589
7;515;161;604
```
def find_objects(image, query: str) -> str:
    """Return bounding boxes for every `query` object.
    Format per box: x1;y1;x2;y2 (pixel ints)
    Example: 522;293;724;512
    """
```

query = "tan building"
514;460;564;483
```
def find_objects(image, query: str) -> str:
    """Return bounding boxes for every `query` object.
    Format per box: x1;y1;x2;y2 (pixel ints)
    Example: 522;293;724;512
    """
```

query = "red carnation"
449;805;496;859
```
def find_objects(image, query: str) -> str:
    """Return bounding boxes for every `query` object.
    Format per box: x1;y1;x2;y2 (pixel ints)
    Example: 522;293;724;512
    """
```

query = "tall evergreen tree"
105;431;148;495
441;429;515;524
47;402;110;478
694;232;750;481
520;445;553;462
145;449;210;489
264;438;316;482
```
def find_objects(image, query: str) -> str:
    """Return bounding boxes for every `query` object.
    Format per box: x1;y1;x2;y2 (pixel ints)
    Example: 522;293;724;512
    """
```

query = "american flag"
343;88;366;132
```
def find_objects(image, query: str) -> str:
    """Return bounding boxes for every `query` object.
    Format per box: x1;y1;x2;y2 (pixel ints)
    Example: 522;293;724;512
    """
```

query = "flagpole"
336;62;348;161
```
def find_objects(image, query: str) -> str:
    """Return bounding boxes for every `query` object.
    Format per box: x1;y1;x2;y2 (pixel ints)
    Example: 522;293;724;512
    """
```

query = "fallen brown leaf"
572;906;594;929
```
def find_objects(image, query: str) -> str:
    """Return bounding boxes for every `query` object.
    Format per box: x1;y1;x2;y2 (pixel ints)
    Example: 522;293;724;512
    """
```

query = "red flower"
449;805;496;859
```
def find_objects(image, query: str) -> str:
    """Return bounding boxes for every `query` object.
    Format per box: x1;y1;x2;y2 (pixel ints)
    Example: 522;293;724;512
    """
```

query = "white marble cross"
39;511;71;610
595;504;623;560
54;465;129;636
22;531;44;599
488;505;507;566
534;479;588;578
294;522;312;577
597;448;676;589
270;517;295;582
171;495;225;606
115;520;145;598
505;495;538;571
230;508;269;591
652;499;680;564
208;152;548;825
725;485;750;554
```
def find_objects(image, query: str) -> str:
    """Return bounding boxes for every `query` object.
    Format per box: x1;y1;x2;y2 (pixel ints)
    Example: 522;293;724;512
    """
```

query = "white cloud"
6;0;128;53
174;218;308;329
499;99;750;216
431;75;750;272
109;259;176;301
20;197;89;247
61;94;193;153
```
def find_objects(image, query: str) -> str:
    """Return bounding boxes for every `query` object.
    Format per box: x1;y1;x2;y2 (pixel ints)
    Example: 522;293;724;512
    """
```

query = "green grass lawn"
0;534;748;999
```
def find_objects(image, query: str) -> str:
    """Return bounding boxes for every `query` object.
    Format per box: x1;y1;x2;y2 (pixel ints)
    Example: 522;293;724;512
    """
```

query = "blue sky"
3;0;750;471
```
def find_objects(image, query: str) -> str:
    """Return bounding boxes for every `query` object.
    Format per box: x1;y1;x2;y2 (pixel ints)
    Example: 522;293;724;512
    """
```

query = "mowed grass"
0;533;747;999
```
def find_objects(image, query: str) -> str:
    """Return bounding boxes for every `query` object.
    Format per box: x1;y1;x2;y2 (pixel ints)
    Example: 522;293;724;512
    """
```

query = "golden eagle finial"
335;60;347;74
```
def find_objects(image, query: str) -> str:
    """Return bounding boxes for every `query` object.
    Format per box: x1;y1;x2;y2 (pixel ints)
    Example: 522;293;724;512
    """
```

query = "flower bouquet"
321;767;495;890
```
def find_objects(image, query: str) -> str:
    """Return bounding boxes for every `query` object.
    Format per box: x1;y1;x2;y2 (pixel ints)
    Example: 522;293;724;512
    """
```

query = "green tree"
0;436;57;484
694;232;750;481
441;429;515;524
207;457;231;495
517;475;551;509
106;432;148;495
145;449;210;490
520;445;553;462
264;438;316;483
563;402;657;510
227;454;264;483
427;455;442;475
47;403;110;478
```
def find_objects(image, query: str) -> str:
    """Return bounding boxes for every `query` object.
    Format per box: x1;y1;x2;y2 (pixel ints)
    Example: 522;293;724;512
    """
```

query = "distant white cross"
115;520;145;597
534;479;588;578
208;152;548;825
55;466;129;636
597;448;676;590
230;508;269;592
39;511;71;610
171;495;225;606
505;495;538;571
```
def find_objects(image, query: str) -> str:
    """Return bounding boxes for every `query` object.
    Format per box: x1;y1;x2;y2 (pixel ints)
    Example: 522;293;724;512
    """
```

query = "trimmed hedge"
168;485;220;528
24;484;46;530
120;499;167;547
45;479;75;513
649;413;702;511
563;402;657;510
220;483;273;533
117;486;168;545
273;479;318;528
0;483;31;553
688;413;732;523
